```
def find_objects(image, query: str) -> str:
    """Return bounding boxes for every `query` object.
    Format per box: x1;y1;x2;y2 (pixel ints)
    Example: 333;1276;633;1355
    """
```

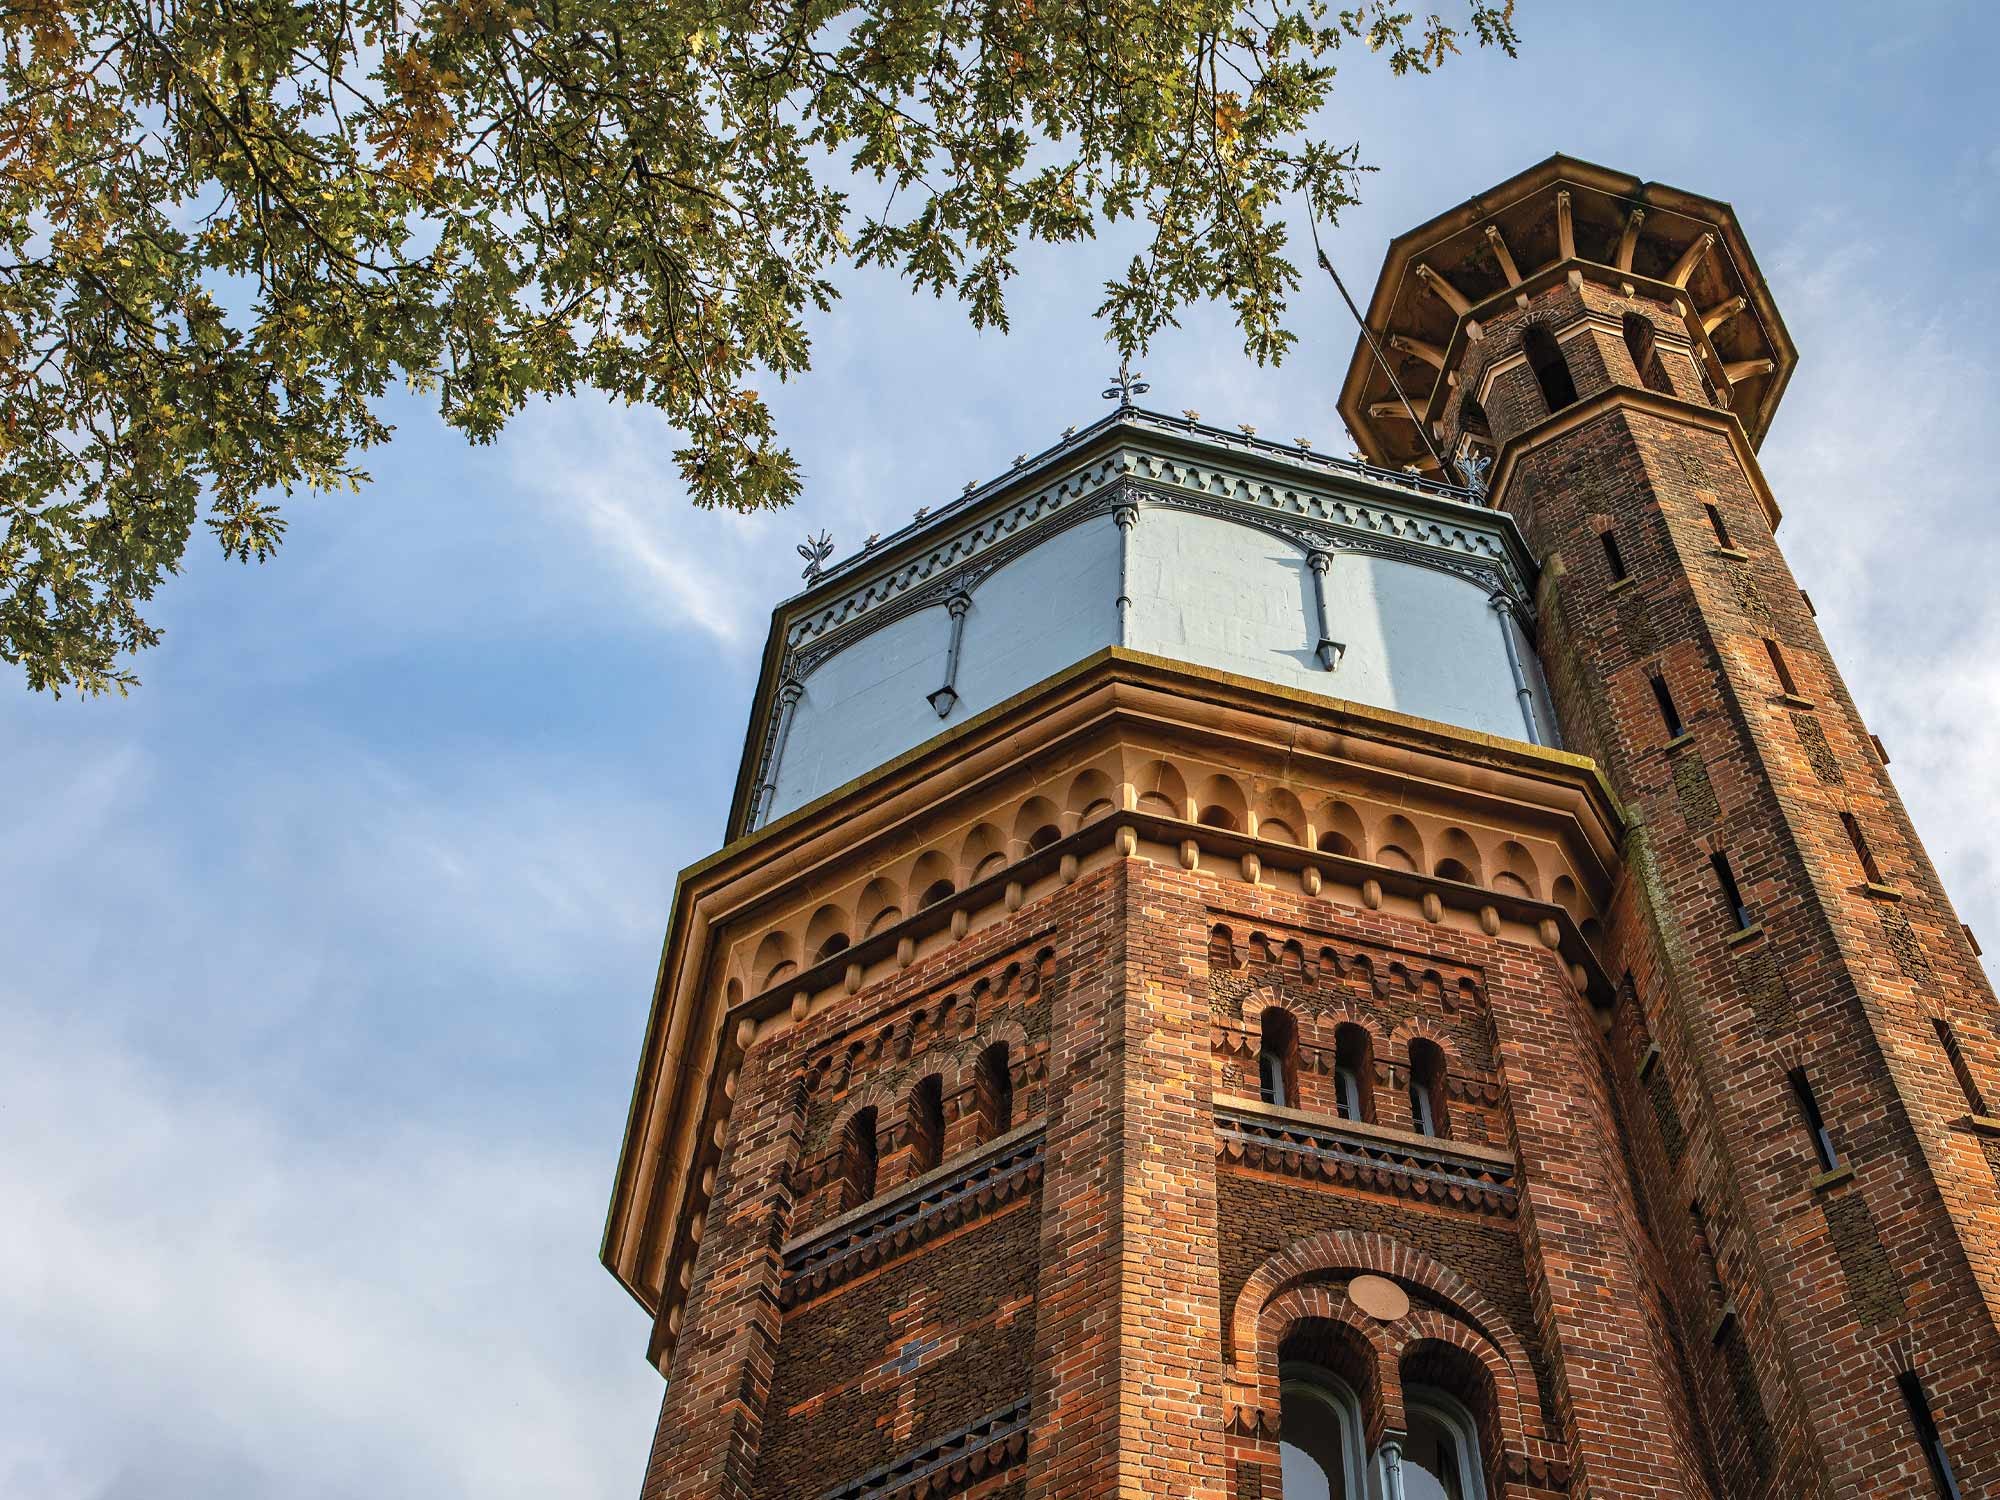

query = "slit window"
1933;1018;1989;1116
841;1107;879;1207
1788;1068;1842;1172
1764;638;1800;696
907;1074;945;1175
1841;812;1886;885
1704;502;1735;549
1334;1022;1374;1123
1650;674;1685;739
1258;1008;1297;1110
1898;1371;1963;1500
1623;313;1673;395
975;1041;1015;1140
1523;323;1579;413
1600;528;1629;582
1407;1038;1449;1139
1711;852;1753;931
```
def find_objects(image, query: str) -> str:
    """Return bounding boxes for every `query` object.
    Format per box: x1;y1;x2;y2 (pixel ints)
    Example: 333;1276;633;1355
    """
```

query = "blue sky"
4;3;1997;1496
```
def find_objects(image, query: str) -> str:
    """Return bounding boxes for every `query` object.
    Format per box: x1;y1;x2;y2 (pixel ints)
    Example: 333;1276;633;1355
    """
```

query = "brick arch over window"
1226;1230;1545;1447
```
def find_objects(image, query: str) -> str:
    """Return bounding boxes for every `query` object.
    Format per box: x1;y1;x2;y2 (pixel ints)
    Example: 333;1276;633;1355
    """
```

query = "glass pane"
1280;1384;1352;1499
1403;1409;1465;1500
1279;1440;1334;1500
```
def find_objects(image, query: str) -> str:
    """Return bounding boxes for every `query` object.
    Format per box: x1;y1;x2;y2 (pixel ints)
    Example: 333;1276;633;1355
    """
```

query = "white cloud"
0;1006;661;1500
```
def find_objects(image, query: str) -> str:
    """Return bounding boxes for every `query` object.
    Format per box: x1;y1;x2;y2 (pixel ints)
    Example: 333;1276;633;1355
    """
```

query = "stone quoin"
601;156;2000;1499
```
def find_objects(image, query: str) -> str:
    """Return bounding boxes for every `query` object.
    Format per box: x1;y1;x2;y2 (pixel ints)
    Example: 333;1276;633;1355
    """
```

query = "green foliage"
0;0;1517;692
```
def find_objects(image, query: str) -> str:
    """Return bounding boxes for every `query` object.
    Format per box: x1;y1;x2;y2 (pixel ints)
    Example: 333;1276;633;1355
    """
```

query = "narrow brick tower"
605;156;2000;1500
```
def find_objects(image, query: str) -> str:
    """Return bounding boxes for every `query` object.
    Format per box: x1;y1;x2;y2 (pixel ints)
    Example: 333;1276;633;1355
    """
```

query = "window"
1623;313;1673;395
1841;812;1885;885
975;1041;1015;1139
841;1107;879;1206
1408;1039;1449;1139
1897;1371;1963;1500
814;931;851;963
920;879;956;908
1649;673;1685;738
1402;1387;1488;1500
1278;1365;1368;1500
1763;638;1799;696
1932;1018;1988;1115
1278;1367;1487;1500
1334;1023;1374;1123
1788;1068;1842;1172
907;1074;945;1175
1704;502;1735;549
1522;324;1579;413
1259;1009;1298;1109
1599;528;1629;582
1711;852;1753;931
1027;823;1062;852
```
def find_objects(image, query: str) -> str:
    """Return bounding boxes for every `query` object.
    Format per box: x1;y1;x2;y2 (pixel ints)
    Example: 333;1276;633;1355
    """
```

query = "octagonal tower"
604;158;1999;1500
1341;155;2000;1498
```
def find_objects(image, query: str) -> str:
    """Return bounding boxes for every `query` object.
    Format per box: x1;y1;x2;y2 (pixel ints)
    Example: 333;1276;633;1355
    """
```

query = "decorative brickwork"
608;155;2000;1500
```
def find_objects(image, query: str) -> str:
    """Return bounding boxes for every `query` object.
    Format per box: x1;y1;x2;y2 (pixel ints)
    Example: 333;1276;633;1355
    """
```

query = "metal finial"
798;529;836;582
913;505;929;522
1102;357;1150;406
1239;423;1257;437
1182;409;1200;422
1456;438;1493;494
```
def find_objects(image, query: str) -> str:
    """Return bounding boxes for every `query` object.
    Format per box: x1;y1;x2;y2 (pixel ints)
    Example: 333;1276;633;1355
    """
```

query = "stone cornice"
604;650;1624;1329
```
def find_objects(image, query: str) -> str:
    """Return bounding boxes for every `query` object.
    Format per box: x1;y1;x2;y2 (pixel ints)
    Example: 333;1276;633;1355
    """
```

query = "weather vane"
1102;357;1150;407
798;529;835;583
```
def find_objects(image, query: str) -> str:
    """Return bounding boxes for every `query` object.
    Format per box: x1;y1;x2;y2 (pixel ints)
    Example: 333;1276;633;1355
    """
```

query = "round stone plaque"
1348;1273;1410;1322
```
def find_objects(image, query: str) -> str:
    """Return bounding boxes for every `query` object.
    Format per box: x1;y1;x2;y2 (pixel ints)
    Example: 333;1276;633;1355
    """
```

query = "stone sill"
1607;574;1637;594
1713;546;1751;561
1708;1302;1740;1346
1859;882;1903;902
1963;1114;2000;1138
1213;1090;1516;1170
1774;693;1817;710
1809;1164;1855;1192
1663;731;1697;753
1724;922;1766;948
781;1116;1045;1255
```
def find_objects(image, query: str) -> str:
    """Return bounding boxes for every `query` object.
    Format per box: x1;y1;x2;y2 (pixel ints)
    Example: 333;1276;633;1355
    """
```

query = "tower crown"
729;408;1551;840
1337;154;1795;475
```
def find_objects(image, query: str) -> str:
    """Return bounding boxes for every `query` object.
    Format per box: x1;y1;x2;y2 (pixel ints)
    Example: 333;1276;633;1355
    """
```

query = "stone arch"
1314;799;1368;859
1012;795;1064;855
1551;873;1587;922
1132;756;1190;820
1375;813;1425;874
804;903;852;965
1228;1230;1540;1446
752;929;798;990
906;849;957;910
1064;766;1118;830
1258;786;1308;846
1434;826;1483;886
1493;840;1540;899
1195;772;1249;833
958;822;1008;887
856;878;903;936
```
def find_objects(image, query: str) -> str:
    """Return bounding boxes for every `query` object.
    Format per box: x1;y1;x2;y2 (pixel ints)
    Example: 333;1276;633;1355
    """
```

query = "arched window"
1408;1039;1449;1138
1279;1364;1368;1500
1027;823;1062;852
920;879;956;908
1522;324;1578;414
1278;1370;1486;1500
975;1041;1015;1139
814;931;851;964
1334;1023;1374;1123
1457;391;1492;443
1622;312;1673;395
1401;1386;1488;1500
907;1074;945;1175
840;1107;879;1207
1259;1008;1299;1109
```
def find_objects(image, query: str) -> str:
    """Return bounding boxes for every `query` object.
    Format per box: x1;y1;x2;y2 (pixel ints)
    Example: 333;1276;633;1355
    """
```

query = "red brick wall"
1487;279;2000;1496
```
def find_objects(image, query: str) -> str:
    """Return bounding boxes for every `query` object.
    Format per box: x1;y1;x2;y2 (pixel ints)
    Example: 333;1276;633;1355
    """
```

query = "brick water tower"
603;157;2000;1499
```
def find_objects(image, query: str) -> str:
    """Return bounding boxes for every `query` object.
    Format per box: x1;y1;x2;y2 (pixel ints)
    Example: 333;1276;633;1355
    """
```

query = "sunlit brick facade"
603;157;2000;1499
